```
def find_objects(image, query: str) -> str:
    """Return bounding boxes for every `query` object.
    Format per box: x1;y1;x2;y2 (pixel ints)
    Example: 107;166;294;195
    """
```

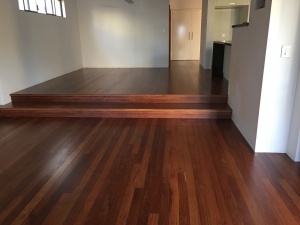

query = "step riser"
7;94;231;119
0;110;231;119
11;95;228;104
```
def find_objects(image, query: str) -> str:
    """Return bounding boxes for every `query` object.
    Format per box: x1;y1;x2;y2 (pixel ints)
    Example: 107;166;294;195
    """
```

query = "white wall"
256;0;300;153
288;69;300;161
229;0;300;157
201;0;249;69
170;0;201;10
223;45;231;80
0;81;4;105
213;8;239;42
76;0;169;68
213;6;249;42
0;0;82;105
228;0;271;149
239;5;250;23
200;0;215;69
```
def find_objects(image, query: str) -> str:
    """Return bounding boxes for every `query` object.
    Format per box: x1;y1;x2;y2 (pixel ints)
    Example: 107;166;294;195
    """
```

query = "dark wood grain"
0;103;232;119
10;94;228;104
11;61;228;96
0;118;299;225
3;61;230;119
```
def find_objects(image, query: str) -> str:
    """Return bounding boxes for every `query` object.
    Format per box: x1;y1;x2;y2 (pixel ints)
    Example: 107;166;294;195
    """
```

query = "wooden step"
10;94;228;104
0;103;232;119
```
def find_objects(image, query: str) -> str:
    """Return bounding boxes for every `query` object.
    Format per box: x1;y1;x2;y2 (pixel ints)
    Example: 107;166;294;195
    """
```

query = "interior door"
171;10;191;60
190;10;201;60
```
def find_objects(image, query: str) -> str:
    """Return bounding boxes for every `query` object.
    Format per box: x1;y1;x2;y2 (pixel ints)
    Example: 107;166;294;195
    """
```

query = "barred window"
18;0;66;18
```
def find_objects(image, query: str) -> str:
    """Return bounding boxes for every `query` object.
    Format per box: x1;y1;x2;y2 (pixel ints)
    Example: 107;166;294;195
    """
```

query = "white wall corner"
200;0;215;69
255;0;300;153
228;0;271;151
289;130;300;162
0;80;4;105
295;132;300;162
287;66;300;161
0;0;83;104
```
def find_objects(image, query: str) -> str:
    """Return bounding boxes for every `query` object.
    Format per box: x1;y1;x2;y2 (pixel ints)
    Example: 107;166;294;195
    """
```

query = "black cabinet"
212;42;225;77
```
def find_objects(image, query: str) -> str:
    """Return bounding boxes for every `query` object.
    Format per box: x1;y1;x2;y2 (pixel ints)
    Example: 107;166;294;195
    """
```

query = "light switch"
281;45;291;58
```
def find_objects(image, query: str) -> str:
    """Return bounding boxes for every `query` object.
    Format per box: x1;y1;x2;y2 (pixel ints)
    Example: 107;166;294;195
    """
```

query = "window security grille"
18;0;66;18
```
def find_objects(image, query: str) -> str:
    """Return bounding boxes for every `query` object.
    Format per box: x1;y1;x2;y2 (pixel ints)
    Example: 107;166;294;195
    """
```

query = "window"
18;0;66;17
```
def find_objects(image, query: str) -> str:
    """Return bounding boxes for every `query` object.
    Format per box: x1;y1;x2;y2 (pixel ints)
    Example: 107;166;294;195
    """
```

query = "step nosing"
1;108;232;111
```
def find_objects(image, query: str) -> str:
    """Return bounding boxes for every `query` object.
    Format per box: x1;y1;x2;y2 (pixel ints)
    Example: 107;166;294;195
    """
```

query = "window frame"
18;0;66;18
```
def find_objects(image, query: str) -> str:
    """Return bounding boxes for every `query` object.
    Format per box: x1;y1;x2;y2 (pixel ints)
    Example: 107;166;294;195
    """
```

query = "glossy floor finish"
13;61;228;95
0;118;300;225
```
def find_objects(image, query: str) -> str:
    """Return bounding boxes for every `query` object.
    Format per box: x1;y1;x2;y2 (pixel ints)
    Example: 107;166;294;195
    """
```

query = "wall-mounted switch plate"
281;45;291;58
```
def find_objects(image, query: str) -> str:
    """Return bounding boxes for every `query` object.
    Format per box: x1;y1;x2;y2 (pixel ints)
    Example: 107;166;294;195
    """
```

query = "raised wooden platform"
0;62;232;119
11;62;228;96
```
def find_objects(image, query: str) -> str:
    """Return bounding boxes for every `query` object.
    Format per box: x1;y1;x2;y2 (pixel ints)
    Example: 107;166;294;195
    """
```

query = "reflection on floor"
13;61;228;95
0;61;231;119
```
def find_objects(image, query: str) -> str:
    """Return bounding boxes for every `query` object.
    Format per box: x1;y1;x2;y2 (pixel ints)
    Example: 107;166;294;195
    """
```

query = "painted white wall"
256;0;300;153
200;0;215;69
288;69;300;161
223;45;231;80
0;0;82;105
76;0;169;68
213;8;239;42
201;0;250;69
0;81;4;105
239;5;250;23
228;0;271;149
229;0;300;156
170;0;202;10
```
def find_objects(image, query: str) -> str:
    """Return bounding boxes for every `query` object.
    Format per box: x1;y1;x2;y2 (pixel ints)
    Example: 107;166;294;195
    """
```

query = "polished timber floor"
4;62;230;119
13;61;228;95
1;62;299;225
0;117;300;225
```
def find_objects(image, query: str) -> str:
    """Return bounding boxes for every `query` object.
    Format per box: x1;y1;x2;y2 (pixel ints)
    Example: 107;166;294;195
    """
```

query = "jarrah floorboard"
0;118;300;225
11;61;227;96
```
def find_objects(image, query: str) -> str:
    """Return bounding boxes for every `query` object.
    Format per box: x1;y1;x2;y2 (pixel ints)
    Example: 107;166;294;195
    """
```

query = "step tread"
0;103;232;119
1;103;232;111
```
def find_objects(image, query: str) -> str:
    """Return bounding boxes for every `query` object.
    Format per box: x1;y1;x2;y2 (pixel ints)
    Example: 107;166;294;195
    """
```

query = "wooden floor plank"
0;118;299;225
193;121;229;225
11;62;228;96
9;119;104;225
1;61;231;120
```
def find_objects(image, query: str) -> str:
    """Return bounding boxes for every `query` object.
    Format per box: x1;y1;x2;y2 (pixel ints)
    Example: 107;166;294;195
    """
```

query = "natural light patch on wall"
77;0;169;68
18;0;66;17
